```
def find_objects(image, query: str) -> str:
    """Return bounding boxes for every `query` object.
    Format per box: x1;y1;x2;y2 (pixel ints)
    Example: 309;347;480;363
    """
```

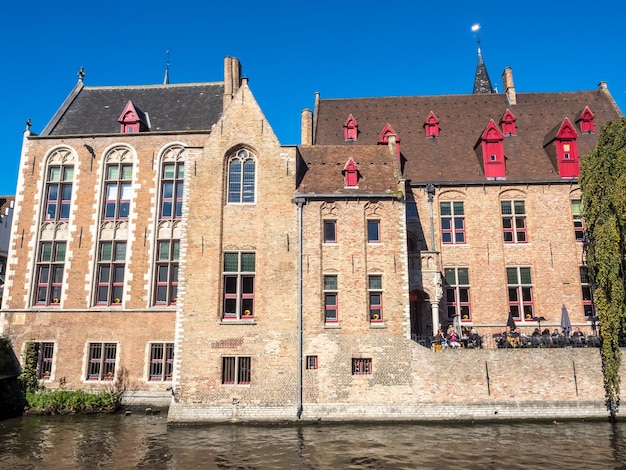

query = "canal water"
1;412;625;469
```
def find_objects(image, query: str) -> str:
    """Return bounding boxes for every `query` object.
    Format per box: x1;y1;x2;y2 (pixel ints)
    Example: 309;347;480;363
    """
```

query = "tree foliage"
580;117;626;422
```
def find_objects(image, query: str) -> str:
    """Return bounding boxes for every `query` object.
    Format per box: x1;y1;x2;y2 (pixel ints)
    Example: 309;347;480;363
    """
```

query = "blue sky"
1;0;624;196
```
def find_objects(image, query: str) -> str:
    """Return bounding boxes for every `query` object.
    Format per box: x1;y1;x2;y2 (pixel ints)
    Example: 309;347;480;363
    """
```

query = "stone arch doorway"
410;289;433;339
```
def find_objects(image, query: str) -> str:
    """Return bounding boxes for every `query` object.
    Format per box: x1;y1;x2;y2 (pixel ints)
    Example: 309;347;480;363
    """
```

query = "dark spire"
164;50;170;85
471;24;495;94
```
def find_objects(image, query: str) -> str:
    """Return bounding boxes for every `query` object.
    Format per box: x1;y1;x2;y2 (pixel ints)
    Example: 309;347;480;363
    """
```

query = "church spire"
163;50;170;85
471;24;495;94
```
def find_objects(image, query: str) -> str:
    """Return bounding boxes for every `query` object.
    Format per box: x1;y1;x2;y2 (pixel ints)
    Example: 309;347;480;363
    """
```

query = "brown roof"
313;89;623;185
296;145;399;195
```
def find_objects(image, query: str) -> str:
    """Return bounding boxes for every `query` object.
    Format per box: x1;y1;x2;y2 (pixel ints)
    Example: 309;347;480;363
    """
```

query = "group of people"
498;325;588;348
433;325;483;350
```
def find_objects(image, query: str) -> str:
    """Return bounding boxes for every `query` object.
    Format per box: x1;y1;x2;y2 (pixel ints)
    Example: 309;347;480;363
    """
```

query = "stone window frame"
440;201;466;244
507;266;534;321
226;149;256;204
33;240;66;307
95;241;126;307
42;148;75;222
305;355;318;370
86;342;118;381
368;274;383;323
222;251;256;320
501;200;527;244
323;220;337;243
323;274;339;323
367;219;381;243
148;342;174;381
571;199;585;243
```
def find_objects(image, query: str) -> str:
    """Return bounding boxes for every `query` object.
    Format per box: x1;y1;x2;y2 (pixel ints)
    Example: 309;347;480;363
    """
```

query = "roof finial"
25;118;32;131
77;66;85;82
471;24;494;94
164;50;170;85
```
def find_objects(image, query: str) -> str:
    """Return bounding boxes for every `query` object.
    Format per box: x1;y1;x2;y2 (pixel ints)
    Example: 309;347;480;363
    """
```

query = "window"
580;266;594;317
223;252;255;319
352;358;372;375
343;158;359;187
104;163;133;220
44;164;74;221
227;149;256;203
306;355;318;370
367;220;381;243
577;106;595;134
323;220;337;243
324;275;338;323
87;343;117;380
34;241;66;306
155;240;179;306
424;111;440;138
440;201;465;244
555;118;580;178
501;200;527;243
343;114;358;141
507;267;533;321
481;121;506;179
369;275;383;322
500;109;517;136
149;343;174;381
31;342;54;380
222;356;251;384
571;199;585;242
160;161;184;219
96;241;126;306
445;268;471;322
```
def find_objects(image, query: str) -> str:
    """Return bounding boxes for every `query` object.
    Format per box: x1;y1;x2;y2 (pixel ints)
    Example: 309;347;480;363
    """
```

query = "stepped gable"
42;82;224;136
297;145;398;195
313;89;622;184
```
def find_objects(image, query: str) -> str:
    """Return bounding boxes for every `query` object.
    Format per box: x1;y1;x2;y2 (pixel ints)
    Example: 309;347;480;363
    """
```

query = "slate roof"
296;145;399;196
313;88;623;185
42;82;225;136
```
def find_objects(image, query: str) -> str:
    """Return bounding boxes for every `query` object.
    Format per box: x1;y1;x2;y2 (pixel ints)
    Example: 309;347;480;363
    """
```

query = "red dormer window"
480;120;506;179
343;158;359;187
424;111;439;138
118;100;147;134
577;106;595;134
343;114;358;141
500;109;517;136
555;118;579;178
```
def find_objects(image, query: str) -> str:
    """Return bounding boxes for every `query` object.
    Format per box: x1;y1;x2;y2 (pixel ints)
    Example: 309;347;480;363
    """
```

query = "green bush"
25;389;121;414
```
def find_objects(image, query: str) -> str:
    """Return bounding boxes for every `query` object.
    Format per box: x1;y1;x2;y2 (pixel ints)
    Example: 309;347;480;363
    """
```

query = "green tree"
580;117;626;422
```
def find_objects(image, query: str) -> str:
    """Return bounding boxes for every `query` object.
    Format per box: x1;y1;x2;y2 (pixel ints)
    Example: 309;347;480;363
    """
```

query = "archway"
410;289;433;341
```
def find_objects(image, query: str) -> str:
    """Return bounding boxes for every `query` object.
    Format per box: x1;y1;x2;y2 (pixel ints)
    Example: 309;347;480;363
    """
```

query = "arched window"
227;149;256;203
43;148;75;222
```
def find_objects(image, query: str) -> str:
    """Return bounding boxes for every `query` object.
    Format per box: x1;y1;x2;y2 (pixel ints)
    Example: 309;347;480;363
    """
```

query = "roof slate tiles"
313;89;622;184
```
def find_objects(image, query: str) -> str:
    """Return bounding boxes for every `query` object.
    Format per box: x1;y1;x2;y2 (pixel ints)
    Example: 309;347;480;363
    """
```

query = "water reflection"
1;414;625;469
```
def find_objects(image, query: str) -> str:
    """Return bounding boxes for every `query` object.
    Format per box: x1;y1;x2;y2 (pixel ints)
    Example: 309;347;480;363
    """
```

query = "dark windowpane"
324;221;336;242
224;276;237;294
324;276;337;290
440;202;451;216
457;268;469;285
242;276;254;294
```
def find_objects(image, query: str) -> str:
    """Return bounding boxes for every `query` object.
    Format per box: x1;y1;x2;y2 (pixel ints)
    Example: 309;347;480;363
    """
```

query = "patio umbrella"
560;305;572;337
507;312;516;331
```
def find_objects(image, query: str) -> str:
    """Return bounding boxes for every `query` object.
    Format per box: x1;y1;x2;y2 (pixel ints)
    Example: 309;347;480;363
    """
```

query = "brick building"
2;53;625;422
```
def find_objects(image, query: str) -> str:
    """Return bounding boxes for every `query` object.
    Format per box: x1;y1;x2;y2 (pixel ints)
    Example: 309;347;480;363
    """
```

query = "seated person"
531;328;542;347
447;330;461;349
542;328;554;347
468;328;483;348
504;326;521;348
433;328;448;349
571;327;586;346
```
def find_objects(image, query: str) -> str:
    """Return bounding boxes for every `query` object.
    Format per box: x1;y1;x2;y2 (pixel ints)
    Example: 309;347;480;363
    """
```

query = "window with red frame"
104;163;133;220
44;165;74;221
324;275;338;323
33;342;54;380
222;356;251;384
440;201;465;244
96;241;126;306
352;358;372;375
87;342;117;380
571;199;585;242
343;114;358;141
149;343;174;381
155;240;179;306
445;267;471;322
369;275;383;323
501;200;527;243
306;355;318;370
223;252;255;319
507;267;533;321
34;241;66;306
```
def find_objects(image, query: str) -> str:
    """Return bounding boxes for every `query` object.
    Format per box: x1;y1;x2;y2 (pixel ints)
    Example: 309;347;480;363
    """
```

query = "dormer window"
555;118;579;178
343;158;359;188
424;111;439;138
576;106;595;134
377;124;398;145
480;120;506;179
343;114;358;141
118;100;148;134
500;109;517;136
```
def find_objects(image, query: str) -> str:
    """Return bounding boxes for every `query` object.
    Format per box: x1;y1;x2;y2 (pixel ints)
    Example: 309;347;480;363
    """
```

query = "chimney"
502;67;517;106
301;109;313;145
223;57;242;111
